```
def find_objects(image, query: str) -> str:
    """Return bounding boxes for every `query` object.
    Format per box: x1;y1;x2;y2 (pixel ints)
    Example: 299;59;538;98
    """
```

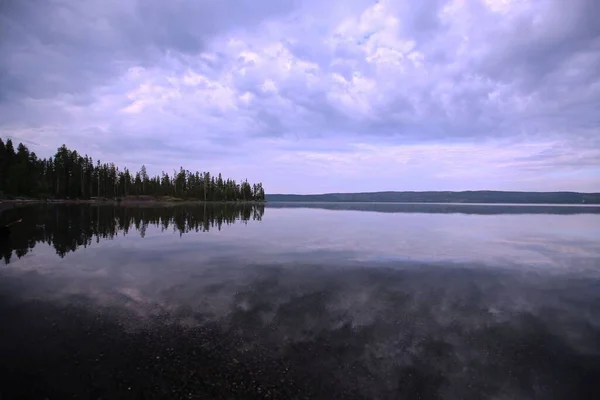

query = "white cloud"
1;0;599;192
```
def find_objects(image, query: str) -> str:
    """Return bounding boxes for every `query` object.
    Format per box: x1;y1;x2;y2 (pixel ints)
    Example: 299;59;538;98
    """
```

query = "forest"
0;138;265;201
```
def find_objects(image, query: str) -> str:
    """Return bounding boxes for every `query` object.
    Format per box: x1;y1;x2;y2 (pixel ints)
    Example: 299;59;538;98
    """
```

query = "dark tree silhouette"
0;138;266;201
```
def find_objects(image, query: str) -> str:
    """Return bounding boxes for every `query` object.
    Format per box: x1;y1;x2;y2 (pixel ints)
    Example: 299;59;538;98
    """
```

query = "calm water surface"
1;203;599;399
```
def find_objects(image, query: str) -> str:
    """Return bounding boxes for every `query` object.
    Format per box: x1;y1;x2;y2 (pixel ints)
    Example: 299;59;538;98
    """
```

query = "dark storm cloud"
0;0;296;102
477;0;600;85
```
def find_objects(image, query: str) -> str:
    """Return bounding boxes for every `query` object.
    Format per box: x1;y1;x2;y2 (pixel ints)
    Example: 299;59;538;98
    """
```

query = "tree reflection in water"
0;203;264;264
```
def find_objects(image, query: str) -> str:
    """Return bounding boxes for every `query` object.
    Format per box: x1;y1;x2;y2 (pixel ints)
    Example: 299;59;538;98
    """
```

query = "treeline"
0;138;265;201
0;203;265;263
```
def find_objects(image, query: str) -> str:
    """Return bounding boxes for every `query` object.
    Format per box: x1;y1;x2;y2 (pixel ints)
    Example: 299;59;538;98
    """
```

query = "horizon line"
267;190;600;196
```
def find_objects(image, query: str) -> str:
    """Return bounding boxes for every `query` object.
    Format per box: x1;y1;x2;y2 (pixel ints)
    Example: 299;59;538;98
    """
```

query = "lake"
1;203;599;399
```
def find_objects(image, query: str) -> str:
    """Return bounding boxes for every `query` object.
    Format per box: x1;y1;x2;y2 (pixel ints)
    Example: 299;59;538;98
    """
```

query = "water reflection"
0;203;264;264
0;203;599;398
2;258;600;398
267;201;600;215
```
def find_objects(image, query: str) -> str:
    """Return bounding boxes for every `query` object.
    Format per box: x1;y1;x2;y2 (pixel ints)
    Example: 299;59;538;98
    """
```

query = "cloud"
1;0;599;192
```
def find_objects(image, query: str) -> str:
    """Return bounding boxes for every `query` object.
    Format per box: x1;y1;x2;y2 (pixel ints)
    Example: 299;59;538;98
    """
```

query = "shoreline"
0;198;267;206
2;198;597;206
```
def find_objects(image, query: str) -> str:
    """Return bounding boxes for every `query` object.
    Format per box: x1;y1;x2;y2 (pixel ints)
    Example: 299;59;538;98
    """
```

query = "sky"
1;0;599;194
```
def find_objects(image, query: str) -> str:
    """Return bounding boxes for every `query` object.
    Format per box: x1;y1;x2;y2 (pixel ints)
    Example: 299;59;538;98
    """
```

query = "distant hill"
266;191;600;204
